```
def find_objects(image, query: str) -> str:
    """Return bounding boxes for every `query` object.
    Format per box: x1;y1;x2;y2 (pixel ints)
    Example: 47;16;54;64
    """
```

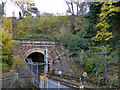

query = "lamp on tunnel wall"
44;48;48;73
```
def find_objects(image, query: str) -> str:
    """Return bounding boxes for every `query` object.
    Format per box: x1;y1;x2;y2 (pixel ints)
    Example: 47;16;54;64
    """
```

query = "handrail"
0;77;15;81
1;73;18;88
10;73;18;88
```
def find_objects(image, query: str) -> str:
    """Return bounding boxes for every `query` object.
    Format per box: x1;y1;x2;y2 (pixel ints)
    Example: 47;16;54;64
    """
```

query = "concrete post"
40;80;42;88
58;82;60;89
47;78;48;88
37;63;38;87
44;48;48;73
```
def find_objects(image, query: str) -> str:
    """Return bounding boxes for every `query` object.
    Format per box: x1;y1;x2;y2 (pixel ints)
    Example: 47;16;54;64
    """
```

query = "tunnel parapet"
15;39;55;58
16;39;55;46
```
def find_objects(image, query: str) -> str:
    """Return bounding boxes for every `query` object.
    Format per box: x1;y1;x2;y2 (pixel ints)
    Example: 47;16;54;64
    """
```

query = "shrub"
12;55;23;69
68;38;90;52
84;61;95;73
107;74;118;88
2;62;9;73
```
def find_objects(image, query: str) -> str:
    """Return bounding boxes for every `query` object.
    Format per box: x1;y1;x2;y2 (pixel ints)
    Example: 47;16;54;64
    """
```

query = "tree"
84;2;102;39
68;38;90;52
65;0;89;15
2;17;12;33
2;18;14;72
92;2;120;41
66;0;75;15
73;16;86;34
65;0;89;34
15;16;32;38
10;0;36;17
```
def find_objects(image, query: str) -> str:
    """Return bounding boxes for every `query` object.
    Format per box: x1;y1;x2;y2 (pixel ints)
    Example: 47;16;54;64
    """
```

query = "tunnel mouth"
26;52;45;75
26;52;44;63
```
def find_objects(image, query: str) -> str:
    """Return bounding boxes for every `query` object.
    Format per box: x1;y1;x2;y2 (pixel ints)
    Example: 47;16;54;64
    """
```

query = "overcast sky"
34;0;68;15
0;0;68;16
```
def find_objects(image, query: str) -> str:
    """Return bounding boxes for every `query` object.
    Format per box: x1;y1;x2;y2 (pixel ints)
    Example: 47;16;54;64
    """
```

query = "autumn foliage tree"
11;0;36;17
92;2;120;41
2;17;25;73
2;18;14;72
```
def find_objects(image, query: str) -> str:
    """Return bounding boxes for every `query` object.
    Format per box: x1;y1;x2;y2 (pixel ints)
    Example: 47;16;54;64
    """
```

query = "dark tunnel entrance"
27;52;44;63
26;52;45;76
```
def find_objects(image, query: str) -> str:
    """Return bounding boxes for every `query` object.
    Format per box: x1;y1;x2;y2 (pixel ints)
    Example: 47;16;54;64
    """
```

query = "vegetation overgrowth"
1;1;119;88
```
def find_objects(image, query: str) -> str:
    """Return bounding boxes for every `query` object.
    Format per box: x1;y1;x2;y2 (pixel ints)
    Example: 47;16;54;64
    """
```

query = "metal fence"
1;73;18;88
26;61;68;89
26;58;51;88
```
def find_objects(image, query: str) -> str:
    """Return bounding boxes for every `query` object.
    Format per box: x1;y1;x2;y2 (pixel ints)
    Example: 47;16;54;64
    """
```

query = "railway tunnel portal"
16;39;56;75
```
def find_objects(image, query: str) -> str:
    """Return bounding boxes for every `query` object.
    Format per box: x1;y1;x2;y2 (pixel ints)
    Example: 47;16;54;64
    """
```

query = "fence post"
44;48;48;73
33;77;35;86
47;78;48;88
37;63;38;87
79;77;84;90
57;82;60;89
105;52;107;86
40;79;42;88
31;62;33;76
103;53;105;86
102;52;108;86
16;73;19;88
10;73;18;88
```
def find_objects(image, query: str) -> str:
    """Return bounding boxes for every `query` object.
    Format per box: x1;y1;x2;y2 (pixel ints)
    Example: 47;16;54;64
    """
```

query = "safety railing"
0;73;18;88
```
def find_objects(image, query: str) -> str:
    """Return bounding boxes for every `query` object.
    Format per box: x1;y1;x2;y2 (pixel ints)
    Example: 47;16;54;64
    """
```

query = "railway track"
51;74;80;81
58;74;98;86
61;75;80;81
49;77;102;90
49;75;94;89
50;77;79;89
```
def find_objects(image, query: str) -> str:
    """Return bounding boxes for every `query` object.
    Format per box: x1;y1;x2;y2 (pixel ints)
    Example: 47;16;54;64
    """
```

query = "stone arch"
24;48;45;59
24;48;52;75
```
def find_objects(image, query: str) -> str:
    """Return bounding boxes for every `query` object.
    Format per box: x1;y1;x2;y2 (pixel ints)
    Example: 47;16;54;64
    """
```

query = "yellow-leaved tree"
2;17;24;72
12;55;23;68
92;2;120;41
16;22;25;35
2;22;14;72
2;17;13;33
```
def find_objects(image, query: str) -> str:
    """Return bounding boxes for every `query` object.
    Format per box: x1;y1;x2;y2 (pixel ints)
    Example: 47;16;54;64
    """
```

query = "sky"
0;0;69;17
34;0;68;15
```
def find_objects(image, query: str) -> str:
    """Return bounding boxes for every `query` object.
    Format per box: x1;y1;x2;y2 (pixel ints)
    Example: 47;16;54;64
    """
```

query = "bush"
2;63;9;73
68;38;90;52
84;61;95;73
107;74;118;88
12;55;23;69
